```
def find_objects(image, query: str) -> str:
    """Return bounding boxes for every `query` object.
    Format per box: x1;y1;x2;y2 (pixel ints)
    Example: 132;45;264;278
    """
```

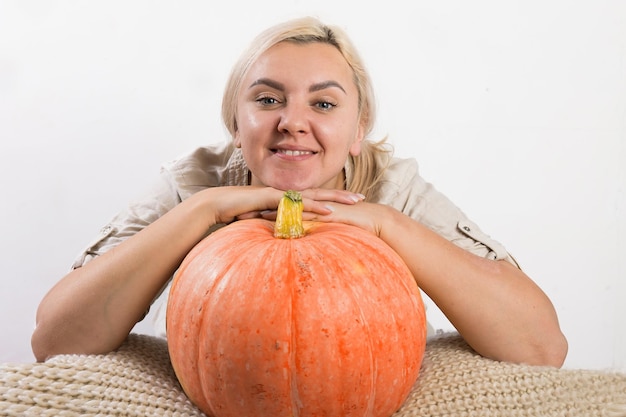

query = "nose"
277;102;309;135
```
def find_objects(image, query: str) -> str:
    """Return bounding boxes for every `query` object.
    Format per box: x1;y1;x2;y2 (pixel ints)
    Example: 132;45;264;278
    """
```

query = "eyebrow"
310;80;346;94
249;78;346;94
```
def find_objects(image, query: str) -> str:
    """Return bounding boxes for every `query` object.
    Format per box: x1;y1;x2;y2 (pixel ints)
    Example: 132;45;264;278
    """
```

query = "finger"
260;207;333;221
259;210;276;220
301;201;336;216
236;211;263;220
300;189;365;205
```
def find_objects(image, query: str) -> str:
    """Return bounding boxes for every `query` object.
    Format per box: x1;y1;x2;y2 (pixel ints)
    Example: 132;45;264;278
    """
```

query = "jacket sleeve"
70;167;182;270
373;157;520;268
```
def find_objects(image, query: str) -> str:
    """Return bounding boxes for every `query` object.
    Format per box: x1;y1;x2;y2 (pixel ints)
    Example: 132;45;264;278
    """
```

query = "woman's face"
235;41;364;191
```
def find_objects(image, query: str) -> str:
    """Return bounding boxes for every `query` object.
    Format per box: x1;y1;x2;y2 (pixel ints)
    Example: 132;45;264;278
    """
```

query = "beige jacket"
71;141;518;336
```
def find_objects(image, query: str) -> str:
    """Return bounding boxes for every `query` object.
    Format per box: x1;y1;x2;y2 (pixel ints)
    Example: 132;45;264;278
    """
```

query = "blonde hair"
221;16;392;199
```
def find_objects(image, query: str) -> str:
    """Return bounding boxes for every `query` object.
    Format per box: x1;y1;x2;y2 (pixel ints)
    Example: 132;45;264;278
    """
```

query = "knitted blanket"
1;333;625;417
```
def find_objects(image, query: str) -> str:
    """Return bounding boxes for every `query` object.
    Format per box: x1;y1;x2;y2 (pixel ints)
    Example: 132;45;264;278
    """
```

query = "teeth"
278;149;313;156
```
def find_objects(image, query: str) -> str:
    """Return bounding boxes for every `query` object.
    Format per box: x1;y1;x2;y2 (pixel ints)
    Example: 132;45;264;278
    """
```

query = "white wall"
1;1;624;371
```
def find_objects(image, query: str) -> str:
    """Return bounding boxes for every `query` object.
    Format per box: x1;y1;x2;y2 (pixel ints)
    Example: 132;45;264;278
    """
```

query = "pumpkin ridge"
325;229;379;414
169;220;278;415
193;247;246;416
301;223;426;414
345;273;378;416
287;241;302;416
322;223;423;307
212;221;292;413
287;229;375;415
172;234;244;415
169;243;227;408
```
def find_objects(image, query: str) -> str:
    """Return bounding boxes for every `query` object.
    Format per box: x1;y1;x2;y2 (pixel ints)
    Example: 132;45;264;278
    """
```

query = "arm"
308;202;568;367
32;187;362;361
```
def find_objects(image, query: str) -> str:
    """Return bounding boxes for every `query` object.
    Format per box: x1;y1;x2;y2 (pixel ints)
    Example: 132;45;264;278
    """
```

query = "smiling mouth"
273;149;317;157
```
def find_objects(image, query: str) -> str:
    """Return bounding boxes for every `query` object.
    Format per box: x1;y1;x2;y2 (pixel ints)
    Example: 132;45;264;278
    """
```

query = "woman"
32;17;567;367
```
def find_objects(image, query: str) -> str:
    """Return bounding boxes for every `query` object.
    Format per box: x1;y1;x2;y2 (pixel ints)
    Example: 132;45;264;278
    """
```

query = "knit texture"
1;333;625;417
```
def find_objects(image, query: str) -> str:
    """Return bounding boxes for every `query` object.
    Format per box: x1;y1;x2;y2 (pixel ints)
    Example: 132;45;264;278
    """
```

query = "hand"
310;200;391;237
207;186;366;224
261;195;390;237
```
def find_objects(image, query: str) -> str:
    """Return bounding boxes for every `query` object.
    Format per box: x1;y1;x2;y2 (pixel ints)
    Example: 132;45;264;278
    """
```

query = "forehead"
244;41;355;87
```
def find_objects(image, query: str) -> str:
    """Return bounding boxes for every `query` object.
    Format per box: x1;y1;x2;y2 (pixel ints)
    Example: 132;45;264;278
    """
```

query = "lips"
274;149;316;157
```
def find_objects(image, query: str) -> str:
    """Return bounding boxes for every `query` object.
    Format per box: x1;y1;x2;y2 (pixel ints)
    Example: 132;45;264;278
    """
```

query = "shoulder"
372;156;422;202
161;141;248;199
385;157;420;180
163;141;236;178
376;156;517;265
375;155;465;226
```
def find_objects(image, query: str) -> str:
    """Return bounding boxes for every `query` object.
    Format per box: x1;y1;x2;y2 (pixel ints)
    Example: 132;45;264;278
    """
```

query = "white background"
1;1;624;370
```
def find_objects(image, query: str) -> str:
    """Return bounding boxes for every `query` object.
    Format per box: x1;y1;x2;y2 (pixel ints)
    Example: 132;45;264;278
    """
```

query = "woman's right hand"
211;186;365;224
31;185;364;361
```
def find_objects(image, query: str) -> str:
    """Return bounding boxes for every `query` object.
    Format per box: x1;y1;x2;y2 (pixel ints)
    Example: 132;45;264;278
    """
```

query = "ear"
348;124;365;156
234;130;242;148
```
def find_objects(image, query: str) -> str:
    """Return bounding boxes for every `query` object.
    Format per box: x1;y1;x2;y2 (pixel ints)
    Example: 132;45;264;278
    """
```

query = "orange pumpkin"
167;191;427;417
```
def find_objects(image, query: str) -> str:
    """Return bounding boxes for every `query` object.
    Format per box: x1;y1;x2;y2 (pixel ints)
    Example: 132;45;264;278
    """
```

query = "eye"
256;96;281;106
315;101;336;111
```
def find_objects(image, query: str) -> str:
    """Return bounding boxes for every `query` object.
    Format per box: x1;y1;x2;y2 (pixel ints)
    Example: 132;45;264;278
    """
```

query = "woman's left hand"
264;196;568;368
259;194;387;236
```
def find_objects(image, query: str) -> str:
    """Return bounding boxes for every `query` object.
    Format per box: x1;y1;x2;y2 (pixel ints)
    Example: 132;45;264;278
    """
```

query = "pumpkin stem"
274;190;305;239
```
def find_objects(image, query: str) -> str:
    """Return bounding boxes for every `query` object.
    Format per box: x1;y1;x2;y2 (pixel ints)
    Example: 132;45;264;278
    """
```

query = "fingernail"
324;204;335;212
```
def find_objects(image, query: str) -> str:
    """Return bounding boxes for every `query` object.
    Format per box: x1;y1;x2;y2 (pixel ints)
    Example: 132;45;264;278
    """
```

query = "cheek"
233;113;257;147
237;110;273;139
324;119;363;156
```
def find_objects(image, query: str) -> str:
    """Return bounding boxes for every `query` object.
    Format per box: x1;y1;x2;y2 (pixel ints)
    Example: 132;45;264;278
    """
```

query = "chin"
265;178;314;192
271;183;308;192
